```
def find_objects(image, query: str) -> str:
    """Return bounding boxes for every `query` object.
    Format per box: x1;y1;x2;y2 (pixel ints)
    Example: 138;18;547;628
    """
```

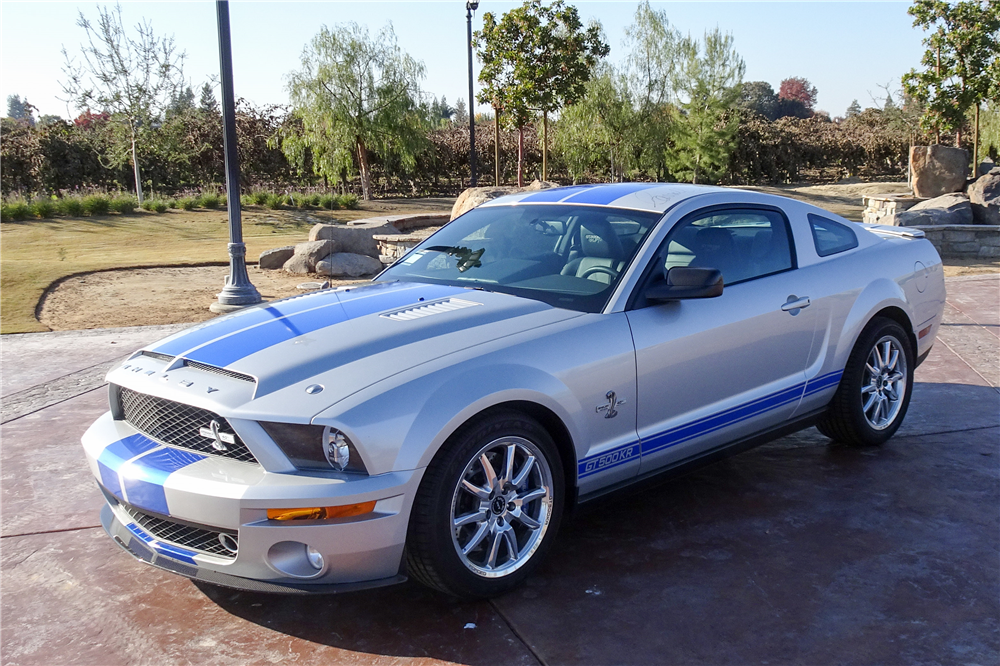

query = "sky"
0;1;927;121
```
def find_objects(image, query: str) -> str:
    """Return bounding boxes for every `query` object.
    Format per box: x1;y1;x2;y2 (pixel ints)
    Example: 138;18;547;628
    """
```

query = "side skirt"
576;407;828;506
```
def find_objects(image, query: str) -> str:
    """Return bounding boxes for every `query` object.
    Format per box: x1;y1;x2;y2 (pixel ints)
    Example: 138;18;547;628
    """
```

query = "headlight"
259;422;368;474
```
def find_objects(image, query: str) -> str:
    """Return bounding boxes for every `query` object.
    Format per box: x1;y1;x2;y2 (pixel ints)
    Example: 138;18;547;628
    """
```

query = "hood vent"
381;297;482;322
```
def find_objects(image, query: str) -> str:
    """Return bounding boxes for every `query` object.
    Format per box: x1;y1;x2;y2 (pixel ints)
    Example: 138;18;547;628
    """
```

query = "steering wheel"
579;265;619;281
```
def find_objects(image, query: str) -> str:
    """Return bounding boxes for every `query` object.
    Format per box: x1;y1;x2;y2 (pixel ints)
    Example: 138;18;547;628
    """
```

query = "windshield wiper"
425;246;485;272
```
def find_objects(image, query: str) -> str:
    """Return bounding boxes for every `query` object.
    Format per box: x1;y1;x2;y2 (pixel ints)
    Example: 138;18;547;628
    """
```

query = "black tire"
405;409;565;599
817;317;914;446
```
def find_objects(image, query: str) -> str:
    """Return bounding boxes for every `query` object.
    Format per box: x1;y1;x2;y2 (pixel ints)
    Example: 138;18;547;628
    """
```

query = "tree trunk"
357;138;372;200
517;126;524;188
974;104;980;170
131;134;144;205
494;107;500;186
542;111;548;182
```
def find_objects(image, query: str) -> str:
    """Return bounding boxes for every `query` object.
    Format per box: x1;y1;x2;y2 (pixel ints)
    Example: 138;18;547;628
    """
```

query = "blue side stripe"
518;185;600;203
125;522;198;565
804;370;843;396
563;182;662;205
578;381;808;479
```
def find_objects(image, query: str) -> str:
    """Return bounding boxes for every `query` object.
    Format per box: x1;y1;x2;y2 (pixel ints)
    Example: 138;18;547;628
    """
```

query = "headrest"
580;221;624;259
694;227;734;254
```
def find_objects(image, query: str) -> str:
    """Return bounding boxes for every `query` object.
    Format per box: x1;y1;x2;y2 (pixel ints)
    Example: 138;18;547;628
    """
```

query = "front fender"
312;362;582;477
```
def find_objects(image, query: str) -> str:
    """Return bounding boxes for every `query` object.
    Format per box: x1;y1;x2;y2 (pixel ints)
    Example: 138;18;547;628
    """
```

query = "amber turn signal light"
267;501;377;521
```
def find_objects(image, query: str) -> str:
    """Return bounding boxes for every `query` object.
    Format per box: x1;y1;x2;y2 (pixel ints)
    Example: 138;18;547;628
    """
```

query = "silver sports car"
82;183;945;598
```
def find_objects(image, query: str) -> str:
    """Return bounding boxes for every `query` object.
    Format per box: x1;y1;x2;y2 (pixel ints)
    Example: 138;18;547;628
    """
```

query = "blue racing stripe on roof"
563;182;663;205
518;185;600;203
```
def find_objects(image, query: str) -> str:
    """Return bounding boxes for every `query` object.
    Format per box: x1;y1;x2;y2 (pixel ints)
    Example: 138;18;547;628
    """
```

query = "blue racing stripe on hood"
518;185;600;203
563;182;662;205
182;282;466;368
152;290;343;357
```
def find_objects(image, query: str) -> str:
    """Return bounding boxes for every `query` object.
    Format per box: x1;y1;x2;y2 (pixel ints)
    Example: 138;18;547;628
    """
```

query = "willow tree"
61;3;186;204
284;23;426;200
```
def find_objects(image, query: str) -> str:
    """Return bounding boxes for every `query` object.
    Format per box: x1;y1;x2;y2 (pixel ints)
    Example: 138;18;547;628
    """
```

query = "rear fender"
835;277;916;367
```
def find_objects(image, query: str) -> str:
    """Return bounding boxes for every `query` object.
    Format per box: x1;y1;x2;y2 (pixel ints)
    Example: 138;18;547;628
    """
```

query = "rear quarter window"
809;214;858;257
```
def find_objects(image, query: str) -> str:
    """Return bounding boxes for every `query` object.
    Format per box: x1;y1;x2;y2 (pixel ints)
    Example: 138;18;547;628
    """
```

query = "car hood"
140;281;581;413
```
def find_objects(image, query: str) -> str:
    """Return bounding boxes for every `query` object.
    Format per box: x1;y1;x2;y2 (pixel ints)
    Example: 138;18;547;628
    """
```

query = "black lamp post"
466;1;479;187
211;0;262;314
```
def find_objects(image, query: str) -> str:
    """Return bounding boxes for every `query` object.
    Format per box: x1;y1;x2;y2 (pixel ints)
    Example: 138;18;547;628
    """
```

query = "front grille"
121;503;238;559
117;386;258;464
182;360;255;384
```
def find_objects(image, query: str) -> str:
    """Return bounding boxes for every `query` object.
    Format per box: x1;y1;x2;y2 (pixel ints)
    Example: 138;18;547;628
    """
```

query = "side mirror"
646;267;724;302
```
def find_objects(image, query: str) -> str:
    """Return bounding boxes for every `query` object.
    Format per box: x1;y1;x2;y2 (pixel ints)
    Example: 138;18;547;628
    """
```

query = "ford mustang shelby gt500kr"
82;183;945;598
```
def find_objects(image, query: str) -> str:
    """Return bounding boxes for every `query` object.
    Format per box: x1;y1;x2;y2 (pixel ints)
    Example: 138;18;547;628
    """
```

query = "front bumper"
83;411;424;589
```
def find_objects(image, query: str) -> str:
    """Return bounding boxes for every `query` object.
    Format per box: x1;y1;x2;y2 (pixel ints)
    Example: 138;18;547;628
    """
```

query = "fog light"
306;546;324;570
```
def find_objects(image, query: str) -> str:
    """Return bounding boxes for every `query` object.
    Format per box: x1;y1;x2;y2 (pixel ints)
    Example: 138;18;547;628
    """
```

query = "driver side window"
661;208;794;286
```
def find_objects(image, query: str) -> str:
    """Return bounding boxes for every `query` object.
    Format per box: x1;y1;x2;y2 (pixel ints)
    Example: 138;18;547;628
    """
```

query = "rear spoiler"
860;224;926;239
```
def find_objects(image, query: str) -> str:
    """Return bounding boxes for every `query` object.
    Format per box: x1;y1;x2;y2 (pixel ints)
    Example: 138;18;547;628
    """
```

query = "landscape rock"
282;254;313;274
892;192;974;226
316;252;384;277
258;246;294;270
450;181;556;220
293;239;338;269
978;159;996;177
968;167;1000;225
909;145;969;198
308;221;399;258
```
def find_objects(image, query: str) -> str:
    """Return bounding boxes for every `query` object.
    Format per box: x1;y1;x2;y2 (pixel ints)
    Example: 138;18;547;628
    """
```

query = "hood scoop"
380;297;482;322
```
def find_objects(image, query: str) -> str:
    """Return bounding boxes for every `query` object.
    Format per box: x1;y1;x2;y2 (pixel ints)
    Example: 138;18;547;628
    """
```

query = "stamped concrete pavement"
1;275;997;665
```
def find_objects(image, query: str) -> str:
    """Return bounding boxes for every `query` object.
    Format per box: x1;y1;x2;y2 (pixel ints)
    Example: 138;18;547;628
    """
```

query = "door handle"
781;296;811;312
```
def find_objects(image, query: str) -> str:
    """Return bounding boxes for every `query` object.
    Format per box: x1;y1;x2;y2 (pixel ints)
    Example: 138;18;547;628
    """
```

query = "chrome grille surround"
120;501;238;559
117;386;258;464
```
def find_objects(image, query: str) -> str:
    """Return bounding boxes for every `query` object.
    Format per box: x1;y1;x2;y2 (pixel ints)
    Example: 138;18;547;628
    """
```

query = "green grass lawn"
0;206;382;334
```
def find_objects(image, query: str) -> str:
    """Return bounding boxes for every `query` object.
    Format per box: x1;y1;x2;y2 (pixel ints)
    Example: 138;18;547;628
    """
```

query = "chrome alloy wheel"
450;436;553;578
861;335;908;430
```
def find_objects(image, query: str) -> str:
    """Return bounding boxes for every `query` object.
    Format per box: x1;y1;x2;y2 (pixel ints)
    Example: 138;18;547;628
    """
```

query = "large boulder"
968;167;1000;225
978;158;996;178
316;252;384;277
294;239;338;268
910;145;969;198
309;221;399;258
258;245;294;270
282;254;313;274
449;180;556;220
892;192;974;226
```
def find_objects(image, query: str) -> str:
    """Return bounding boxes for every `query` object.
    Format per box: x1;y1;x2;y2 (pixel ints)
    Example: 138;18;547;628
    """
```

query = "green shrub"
2;201;32;222
336;193;359;210
318;194;336;210
58;197;84;217
199;193;222;209
166;199;178;209
178;197;198;211
252;191;269;205
307;194;322;207
81;194;111;216
220;194;227;207
240;194;254;207
109;195;138;214
264;193;284;210
141;199;155;211
149;199;169;213
31;199;56;219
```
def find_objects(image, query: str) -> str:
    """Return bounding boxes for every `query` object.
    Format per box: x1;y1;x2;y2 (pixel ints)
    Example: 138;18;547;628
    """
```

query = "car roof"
480;182;722;214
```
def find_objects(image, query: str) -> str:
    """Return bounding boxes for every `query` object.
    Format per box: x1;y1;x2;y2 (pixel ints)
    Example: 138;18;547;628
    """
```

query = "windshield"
377;204;662;312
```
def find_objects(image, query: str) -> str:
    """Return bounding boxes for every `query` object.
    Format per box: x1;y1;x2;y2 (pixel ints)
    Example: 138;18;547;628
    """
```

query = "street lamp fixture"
211;0;262;313
466;1;479;187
